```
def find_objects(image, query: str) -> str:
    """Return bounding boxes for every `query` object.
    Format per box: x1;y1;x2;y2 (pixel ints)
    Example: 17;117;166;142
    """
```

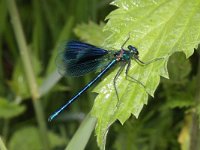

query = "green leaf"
8;54;42;99
167;53;191;81
9;127;42;150
113;110;179;150
162;52;194;109
74;22;110;46
8;126;65;150
0;97;25;119
49;130;66;148
89;0;200;148
164;92;195;109
8;61;30;99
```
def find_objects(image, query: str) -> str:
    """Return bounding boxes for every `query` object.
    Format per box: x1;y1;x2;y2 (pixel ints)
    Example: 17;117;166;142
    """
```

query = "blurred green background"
1;0;200;150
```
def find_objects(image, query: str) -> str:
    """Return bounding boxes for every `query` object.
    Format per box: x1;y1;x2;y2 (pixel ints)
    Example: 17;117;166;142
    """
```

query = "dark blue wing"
56;41;113;76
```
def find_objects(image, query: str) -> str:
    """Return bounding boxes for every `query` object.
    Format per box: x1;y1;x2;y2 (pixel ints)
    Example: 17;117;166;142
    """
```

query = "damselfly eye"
128;45;138;55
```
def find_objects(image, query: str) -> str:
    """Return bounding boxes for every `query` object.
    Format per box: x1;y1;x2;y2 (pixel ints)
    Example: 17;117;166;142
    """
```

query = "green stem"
39;71;62;96
0;137;7;150
65;114;97;150
189;52;200;150
6;0;50;149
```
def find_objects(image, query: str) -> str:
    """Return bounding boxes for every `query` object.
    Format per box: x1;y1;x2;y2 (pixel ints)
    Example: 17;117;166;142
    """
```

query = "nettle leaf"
162;52;195;109
0;97;25;119
89;0;200;149
8;126;65;150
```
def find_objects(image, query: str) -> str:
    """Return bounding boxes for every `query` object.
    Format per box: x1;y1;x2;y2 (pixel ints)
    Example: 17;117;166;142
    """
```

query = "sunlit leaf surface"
87;0;200;148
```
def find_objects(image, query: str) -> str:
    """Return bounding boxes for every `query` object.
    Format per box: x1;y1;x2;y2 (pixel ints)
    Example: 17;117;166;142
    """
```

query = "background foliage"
1;0;200;150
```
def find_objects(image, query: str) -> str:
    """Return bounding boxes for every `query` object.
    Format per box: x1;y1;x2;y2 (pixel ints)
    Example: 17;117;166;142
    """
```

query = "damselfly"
48;35;162;121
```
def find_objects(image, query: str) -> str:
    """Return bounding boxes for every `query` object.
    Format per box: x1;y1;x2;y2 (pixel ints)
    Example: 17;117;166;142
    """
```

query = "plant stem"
39;70;62;96
0;137;7;150
189;52;200;150
65;114;97;150
6;0;50;149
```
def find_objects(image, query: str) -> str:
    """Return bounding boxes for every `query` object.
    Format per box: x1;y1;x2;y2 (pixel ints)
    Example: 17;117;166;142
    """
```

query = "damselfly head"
128;45;139;55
